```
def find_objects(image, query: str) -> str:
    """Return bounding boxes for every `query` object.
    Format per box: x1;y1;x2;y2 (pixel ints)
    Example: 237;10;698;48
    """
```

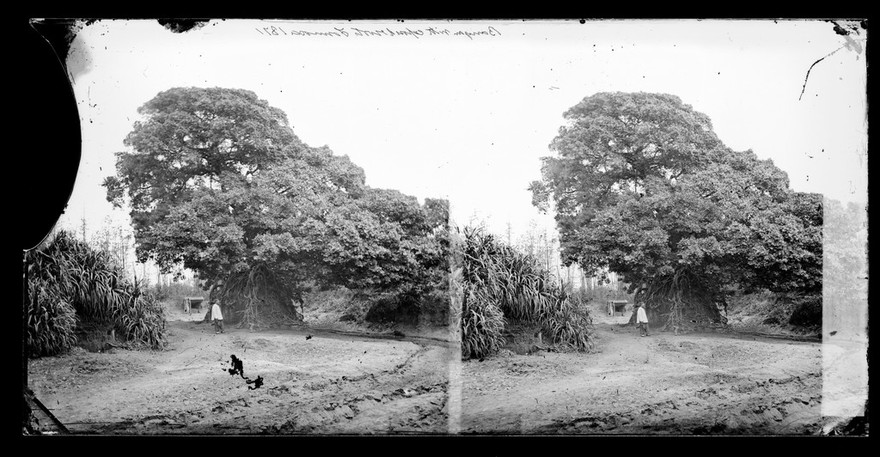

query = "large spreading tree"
105;87;448;326
530;92;821;329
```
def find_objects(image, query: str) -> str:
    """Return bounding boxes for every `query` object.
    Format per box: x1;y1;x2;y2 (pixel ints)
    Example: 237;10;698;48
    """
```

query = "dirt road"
460;310;823;434
25;302;829;435
27;307;456;435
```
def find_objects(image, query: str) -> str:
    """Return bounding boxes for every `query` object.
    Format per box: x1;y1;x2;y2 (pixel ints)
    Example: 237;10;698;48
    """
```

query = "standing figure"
212;299;225;334
635;302;649;337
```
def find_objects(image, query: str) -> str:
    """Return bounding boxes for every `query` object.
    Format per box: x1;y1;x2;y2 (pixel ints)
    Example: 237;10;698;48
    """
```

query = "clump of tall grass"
460;282;507;359
25;280;78;357
541;288;593;350
457;226;593;359
25;230;167;356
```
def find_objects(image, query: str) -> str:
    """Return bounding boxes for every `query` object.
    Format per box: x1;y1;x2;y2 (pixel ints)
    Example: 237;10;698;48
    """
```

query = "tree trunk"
632;274;724;331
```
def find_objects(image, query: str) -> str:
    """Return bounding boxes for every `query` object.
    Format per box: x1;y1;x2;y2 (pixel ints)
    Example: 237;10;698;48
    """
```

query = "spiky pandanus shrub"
541;284;594;350
458;226;593;359
25;230;167;356
460;284;507;359
25;280;78;357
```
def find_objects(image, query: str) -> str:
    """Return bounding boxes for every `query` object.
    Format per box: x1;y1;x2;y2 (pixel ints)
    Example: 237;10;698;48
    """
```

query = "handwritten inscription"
255;25;501;40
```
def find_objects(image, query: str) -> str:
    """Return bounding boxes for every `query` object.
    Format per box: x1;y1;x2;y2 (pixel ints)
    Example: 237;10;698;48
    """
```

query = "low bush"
787;295;821;328
726;288;821;334
364;292;420;325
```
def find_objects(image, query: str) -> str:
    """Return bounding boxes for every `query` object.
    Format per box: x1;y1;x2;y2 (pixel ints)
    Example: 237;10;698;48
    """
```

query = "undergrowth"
25;230;167;357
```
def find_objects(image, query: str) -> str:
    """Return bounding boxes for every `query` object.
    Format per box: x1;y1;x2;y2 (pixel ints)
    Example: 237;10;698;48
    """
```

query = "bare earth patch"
461;311;823;434
27;312;455;435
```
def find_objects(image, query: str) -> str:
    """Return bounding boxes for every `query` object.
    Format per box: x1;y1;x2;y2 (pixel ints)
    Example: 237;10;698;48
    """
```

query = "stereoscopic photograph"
21;18;867;436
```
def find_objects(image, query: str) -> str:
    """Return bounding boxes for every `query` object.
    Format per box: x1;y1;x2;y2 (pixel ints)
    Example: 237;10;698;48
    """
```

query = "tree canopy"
530;92;821;328
105;87;448;324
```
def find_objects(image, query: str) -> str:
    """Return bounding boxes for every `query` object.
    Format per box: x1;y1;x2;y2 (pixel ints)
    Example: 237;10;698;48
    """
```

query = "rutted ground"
27;310;456;435
26;302;829;435
460;309;823;435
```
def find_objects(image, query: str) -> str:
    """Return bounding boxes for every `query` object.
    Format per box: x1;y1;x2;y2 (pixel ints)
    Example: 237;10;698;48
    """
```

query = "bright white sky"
57;19;867;241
